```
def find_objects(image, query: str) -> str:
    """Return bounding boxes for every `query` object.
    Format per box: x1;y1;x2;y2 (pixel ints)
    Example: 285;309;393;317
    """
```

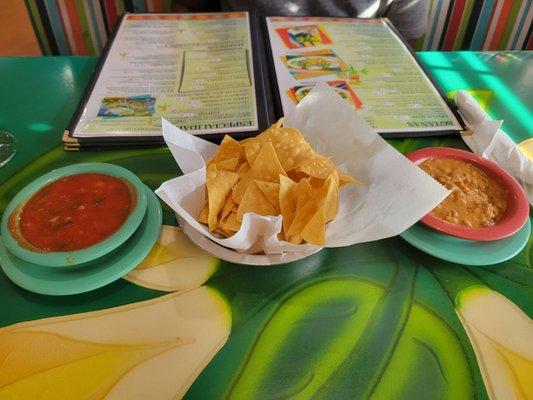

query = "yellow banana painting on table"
456;286;533;400
0;287;231;400
124;226;219;292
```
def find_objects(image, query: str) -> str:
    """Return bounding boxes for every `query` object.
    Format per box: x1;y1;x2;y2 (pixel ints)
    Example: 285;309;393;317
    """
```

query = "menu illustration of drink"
71;12;258;140
265;17;463;134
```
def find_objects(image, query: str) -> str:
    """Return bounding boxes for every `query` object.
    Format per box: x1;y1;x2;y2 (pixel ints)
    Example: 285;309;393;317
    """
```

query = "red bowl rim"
407;147;529;241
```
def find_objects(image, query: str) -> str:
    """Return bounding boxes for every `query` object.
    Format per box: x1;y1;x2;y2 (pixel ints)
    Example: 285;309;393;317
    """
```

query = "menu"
65;13;464;149
265;17;463;135
68;12;260;144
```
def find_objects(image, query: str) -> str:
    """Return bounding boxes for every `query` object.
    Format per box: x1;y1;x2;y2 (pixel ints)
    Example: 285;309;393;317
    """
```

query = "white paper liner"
156;83;449;254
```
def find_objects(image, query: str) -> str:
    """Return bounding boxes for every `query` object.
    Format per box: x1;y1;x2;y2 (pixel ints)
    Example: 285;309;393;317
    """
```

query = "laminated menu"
265;17;464;137
64;13;466;149
63;12;272;149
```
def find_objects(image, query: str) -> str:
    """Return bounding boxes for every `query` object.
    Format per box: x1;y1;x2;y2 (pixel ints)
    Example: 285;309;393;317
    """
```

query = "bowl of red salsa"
1;163;148;267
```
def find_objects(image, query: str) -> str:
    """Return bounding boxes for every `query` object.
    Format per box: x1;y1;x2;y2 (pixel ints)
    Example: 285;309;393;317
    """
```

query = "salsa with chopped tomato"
13;173;134;251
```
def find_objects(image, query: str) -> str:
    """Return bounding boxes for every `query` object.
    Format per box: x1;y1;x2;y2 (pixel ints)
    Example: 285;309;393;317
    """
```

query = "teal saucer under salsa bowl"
400;217;531;266
0;185;162;295
1;163;147;268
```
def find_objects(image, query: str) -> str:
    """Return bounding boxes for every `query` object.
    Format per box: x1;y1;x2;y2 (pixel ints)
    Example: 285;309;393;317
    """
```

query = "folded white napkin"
456;91;533;206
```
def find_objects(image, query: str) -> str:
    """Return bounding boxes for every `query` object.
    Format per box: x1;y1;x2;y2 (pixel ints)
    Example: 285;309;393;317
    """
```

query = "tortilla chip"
301;204;326;245
337;168;363;186
289;234;302;245
220;212;241;233
243;140;263;167
254;180;280;206
268;127;316;171
206;165;239;231
279;175;296;237
236;162;249;176
236;181;279;222
220;195;235;221
309;177;326;188
244;127;314;172
206;163;218;180
232;142;286;203
320;171;339;222
249;142;286;182
296;154;337;179
216;135;243;162
287;170;310;182
241;125;276;166
198;203;208;224
287;197;321;237
215;156;240;172
293;178;313;212
286;172;338;240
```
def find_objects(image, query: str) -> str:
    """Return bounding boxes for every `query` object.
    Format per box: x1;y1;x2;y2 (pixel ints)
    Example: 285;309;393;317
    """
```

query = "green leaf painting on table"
0;146;531;399
192;242;486;399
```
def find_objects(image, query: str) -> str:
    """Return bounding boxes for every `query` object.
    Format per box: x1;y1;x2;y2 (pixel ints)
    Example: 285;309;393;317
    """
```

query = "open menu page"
265;17;462;134
72;12;258;138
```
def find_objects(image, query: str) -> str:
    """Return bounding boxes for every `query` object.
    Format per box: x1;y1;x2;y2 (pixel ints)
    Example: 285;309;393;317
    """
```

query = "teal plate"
1;163;148;268
400;217;531;266
0;186;162;295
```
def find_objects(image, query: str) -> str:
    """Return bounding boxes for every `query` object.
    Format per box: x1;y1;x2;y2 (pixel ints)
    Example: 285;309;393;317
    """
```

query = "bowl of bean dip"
407;147;529;241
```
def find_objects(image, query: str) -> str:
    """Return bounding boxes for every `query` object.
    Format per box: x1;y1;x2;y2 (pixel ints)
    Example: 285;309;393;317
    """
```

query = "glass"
0;130;17;167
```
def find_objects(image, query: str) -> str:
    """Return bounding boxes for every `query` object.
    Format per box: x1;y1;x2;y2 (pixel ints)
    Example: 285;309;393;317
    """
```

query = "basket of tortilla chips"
156;84;449;264
197;119;362;246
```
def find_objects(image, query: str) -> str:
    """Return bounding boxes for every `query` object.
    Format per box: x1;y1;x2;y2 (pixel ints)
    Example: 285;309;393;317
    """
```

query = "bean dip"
420;158;507;227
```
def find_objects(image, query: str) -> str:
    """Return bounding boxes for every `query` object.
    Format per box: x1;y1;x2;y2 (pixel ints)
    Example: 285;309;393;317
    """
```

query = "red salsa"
12;173;134;252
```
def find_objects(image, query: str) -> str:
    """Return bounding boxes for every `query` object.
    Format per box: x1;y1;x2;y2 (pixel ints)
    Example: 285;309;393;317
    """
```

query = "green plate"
400;217;531;266
1;163;148;268
0;186;162;295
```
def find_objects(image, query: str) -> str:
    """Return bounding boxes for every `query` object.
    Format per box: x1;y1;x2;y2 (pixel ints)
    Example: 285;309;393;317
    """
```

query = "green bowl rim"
1;163;147;267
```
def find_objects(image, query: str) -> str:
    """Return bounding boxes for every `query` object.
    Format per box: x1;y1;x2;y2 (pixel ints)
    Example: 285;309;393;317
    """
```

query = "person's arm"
385;0;429;44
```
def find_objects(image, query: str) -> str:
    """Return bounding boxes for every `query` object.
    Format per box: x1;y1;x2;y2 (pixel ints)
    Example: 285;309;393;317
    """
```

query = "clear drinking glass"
0;131;17;167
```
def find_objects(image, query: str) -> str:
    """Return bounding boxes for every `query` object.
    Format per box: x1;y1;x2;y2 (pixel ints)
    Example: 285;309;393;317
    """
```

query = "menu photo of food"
286;80;363;109
97;95;156;117
275;24;333;49
280;49;349;80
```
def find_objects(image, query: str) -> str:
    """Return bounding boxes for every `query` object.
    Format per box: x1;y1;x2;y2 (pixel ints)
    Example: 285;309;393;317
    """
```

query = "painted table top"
0;51;531;399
